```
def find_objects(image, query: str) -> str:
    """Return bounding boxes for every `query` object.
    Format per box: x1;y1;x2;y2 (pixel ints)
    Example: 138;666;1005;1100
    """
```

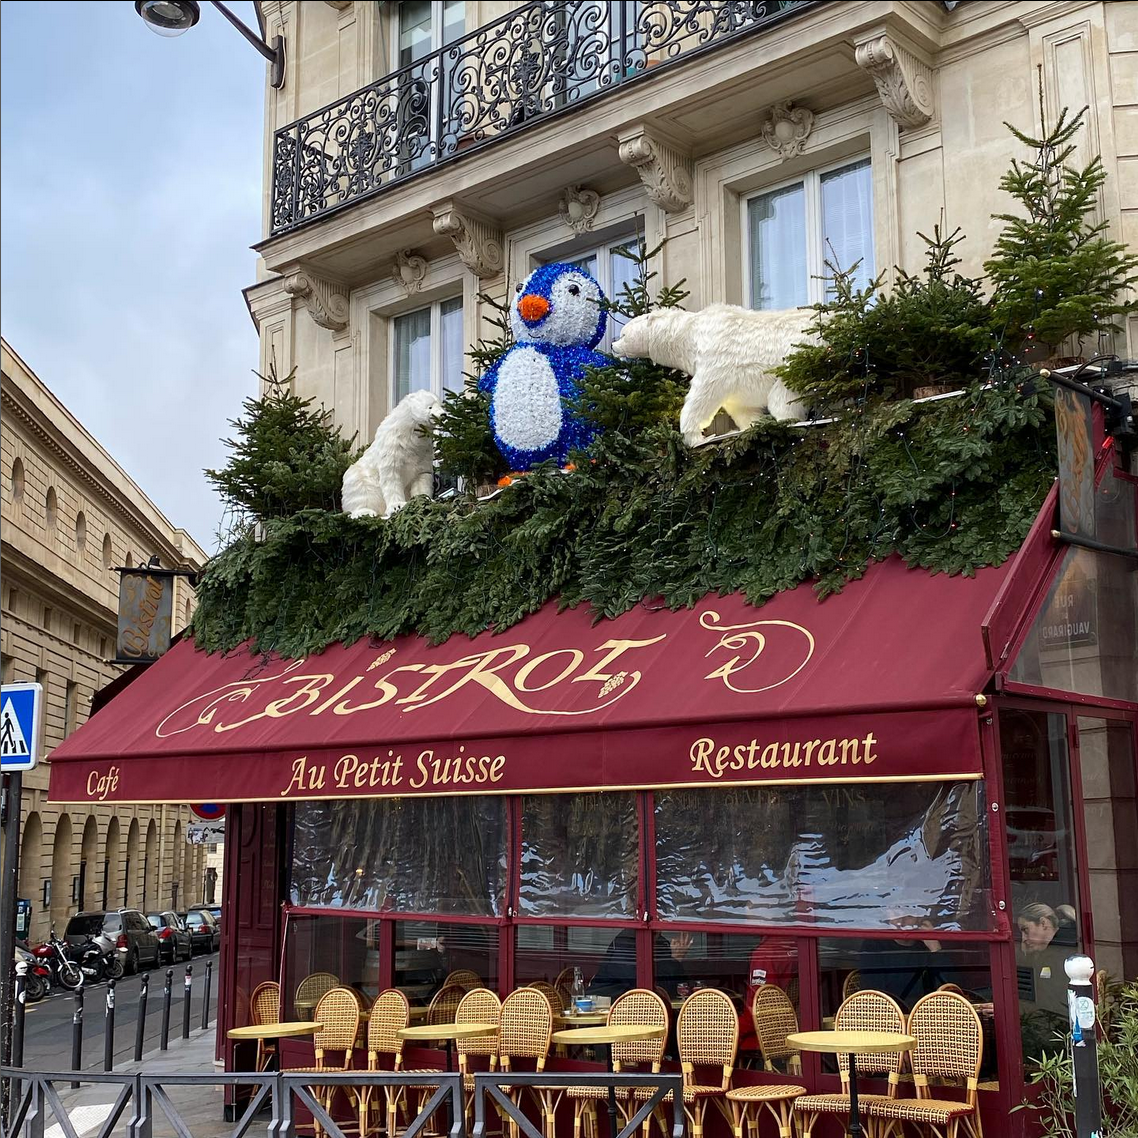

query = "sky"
1;0;265;553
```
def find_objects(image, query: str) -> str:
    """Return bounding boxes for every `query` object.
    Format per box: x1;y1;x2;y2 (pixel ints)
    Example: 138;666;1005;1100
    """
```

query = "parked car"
64;909;161;975
147;911;193;964
181;908;221;954
191;904;222;928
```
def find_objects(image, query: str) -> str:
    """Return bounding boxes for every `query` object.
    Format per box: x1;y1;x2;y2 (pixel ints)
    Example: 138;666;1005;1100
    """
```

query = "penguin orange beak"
518;294;550;324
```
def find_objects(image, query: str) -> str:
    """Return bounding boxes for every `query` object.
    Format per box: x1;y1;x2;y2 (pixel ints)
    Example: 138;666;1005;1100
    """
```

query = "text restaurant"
48;461;1137;1137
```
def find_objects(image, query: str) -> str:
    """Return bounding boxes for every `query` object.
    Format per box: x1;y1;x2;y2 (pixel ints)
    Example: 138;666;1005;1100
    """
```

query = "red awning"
48;556;1008;804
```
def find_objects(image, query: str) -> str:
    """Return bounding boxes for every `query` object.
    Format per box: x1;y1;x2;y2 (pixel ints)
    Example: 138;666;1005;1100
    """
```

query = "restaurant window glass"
652;931;800;1072
282;912;379;1019
999;709;1083;1065
655;783;990;930
515;925;638;1005
291;797;507;916
817;938;998;1087
1007;466;1137;702
1076;717;1138;982
394;920;500;1011
519;792;638;919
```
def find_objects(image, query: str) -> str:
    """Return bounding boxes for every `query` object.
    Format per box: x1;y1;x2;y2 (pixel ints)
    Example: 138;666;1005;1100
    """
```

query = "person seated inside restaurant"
589;928;692;998
1017;901;1077;1056
855;914;947;1011
738;934;798;1068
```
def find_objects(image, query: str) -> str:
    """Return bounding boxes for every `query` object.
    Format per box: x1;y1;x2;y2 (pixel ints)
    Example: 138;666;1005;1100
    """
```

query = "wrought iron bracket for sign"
112;563;198;667
1041;360;1137;451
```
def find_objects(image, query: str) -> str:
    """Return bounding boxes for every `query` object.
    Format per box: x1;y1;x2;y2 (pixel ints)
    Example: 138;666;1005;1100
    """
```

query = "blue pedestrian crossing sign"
1;682;43;772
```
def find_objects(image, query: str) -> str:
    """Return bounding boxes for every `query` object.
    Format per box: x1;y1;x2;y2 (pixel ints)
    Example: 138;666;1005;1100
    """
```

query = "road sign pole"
1;772;22;1124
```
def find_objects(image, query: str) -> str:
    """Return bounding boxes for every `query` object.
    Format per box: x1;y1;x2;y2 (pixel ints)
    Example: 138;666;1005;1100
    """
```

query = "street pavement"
19;951;220;1073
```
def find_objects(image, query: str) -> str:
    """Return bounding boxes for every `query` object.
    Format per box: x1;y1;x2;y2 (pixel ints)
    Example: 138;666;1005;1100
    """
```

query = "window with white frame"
543;237;642;351
392;297;465;404
746;157;874;310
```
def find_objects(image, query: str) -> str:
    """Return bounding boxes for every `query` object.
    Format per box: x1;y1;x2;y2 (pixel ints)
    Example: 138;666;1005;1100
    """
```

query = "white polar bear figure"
341;389;441;518
612;304;815;445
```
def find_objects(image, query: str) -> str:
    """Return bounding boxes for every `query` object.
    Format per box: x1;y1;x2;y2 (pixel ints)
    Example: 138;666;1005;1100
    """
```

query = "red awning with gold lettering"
48;556;1009;804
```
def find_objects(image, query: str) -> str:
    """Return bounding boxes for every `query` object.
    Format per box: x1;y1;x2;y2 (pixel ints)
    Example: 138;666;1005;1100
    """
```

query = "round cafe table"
552;1024;666;1138
227;1021;323;1073
398;1022;499;1133
786;1031;915;1138
555;1009;608;1026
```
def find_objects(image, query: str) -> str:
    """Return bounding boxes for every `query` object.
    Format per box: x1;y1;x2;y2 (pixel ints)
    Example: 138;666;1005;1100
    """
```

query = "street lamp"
135;0;285;88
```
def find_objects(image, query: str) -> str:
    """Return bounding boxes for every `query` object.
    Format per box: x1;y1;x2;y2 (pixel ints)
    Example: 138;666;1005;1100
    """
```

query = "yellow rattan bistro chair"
428;983;468;1026
444;969;483;991
355;989;411;1138
455;988;503;1127
866;990;984;1138
793;990;907;1138
842;970;863;1002
566;988;668;1138
752;984;802;1076
636;988;738;1138
296;972;340;1020
250;981;282;1072
498;987;555;1138
526;980;568;1012
285;987;360;1137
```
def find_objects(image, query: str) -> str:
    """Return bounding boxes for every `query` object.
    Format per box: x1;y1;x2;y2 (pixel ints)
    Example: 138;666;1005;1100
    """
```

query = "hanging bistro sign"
46;557;1010;805
113;564;194;666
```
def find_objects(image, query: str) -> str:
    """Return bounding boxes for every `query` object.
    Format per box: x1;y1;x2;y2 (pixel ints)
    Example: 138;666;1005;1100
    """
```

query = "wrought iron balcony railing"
270;0;820;235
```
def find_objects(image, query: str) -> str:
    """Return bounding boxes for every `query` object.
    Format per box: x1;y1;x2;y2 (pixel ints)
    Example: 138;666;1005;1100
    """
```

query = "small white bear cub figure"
612;304;815;445
341;389;441;519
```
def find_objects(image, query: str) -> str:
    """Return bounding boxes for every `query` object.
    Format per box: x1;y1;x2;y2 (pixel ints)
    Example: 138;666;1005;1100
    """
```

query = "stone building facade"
1;340;208;943
247;0;1136;438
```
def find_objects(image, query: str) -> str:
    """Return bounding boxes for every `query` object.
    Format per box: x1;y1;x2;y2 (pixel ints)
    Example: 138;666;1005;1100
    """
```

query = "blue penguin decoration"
478;263;609;472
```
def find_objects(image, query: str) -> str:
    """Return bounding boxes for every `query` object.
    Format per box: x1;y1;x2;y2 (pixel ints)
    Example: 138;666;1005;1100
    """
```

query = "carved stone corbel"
616;127;693;213
760;101;815;159
559;185;601;233
854;35;935;129
431;203;504;278
391;249;429;295
283;270;350;332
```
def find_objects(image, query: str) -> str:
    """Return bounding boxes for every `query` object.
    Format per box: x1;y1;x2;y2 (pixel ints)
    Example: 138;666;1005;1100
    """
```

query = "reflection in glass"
1008;465;1137;702
281;912;378;1020
291;797;507;916
655;782;990;929
520;793;638;919
394;920;499;1011
999;709;1083;1065
515;924;638;1005
818;938;998;1086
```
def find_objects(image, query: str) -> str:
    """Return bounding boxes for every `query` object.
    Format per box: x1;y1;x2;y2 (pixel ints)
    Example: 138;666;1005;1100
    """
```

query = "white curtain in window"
821;159;874;292
748;183;807;310
394;308;432;403
440;297;465;395
608;244;640;342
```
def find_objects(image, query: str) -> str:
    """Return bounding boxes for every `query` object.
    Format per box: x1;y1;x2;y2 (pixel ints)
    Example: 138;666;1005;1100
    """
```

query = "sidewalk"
32;1027;241;1138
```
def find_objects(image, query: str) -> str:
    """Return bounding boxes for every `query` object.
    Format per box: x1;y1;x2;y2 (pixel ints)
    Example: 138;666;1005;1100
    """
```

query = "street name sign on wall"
1;683;43;772
187;821;225;845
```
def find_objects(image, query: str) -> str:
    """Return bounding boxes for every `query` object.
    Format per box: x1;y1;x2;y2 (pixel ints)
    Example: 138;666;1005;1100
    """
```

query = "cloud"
0;0;265;552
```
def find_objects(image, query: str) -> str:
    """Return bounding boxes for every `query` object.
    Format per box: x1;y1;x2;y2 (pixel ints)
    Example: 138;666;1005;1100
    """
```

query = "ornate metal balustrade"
270;0;821;235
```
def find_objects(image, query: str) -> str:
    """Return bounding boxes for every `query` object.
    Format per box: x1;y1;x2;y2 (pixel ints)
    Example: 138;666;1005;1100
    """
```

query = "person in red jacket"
738;936;799;1063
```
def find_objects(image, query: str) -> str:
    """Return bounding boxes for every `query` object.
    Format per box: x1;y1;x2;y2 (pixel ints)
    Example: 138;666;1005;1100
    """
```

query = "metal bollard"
11;961;26;1069
182;964;193;1039
134;972;149;1062
160;968;173;1051
103;978;117;1071
201;959;213;1030
71;983;85;1088
1066;955;1103;1138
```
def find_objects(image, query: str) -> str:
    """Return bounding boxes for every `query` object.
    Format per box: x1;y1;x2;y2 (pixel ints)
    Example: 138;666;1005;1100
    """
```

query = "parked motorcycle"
91;930;125;980
13;945;47;1002
32;931;86;990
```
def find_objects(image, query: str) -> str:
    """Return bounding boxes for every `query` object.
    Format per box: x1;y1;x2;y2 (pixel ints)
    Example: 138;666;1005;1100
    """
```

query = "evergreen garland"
191;243;1054;657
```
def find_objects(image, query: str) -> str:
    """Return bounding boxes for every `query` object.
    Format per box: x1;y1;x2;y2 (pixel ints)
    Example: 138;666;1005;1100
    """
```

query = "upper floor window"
392;297;464;404
746;156;874;310
547;237;641;352
75;510;87;554
398;1;465;67
10;457;25;502
101;533;113;569
45;486;58;529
